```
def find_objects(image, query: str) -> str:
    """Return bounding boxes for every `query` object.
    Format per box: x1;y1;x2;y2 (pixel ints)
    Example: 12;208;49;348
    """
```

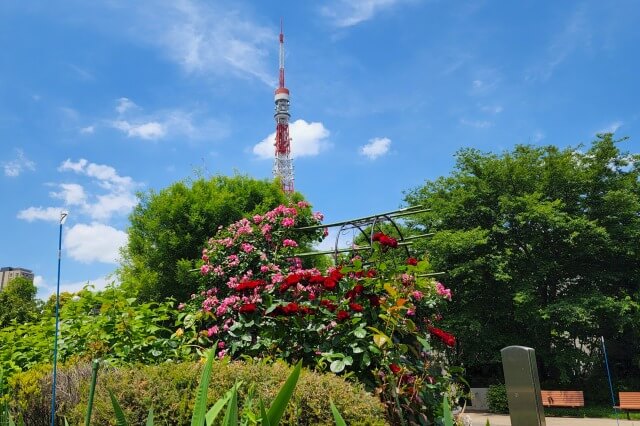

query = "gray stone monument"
501;346;546;426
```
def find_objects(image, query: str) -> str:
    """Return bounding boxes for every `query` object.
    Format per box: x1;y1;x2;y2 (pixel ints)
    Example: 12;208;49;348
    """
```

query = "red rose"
349;302;363;312
323;277;337;290
299;306;315;315
281;302;299;315
336;310;350;321
366;269;377;278
285;273;302;285
309;275;325;284
235;279;265;292
428;326;456;347
406;257;418;266
320;299;337;311
389;363;402;374
238;303;257;314
329;268;344;281
368;295;380;307
372;232;384;242
346;284;364;300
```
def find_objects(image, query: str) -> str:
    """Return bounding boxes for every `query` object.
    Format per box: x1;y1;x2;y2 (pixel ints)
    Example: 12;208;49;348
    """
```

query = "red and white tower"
273;22;294;193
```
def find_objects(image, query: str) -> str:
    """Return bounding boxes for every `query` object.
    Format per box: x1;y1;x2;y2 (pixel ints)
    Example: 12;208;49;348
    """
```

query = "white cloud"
17;206;64;222
253;119;331;159
532;130;545;142
36;275;114;299
460;118;493;129
80;125;95;134
115;1;275;85
3;149;36;177
112;120;167;140
480;105;503;114
360;137;391;160
321;0;410;27
50;183;87;206
116;97;137;114
92;192;138;221
64;223;128;264
598;121;623;134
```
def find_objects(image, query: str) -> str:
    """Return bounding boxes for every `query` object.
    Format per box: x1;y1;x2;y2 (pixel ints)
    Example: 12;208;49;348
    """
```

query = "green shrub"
486;384;508;414
9;360;385;425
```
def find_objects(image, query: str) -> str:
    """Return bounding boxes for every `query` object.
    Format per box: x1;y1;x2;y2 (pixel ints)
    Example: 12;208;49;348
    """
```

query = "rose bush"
182;202;464;422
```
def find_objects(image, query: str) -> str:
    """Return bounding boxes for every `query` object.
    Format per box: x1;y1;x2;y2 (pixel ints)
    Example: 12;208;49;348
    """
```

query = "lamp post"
50;211;68;426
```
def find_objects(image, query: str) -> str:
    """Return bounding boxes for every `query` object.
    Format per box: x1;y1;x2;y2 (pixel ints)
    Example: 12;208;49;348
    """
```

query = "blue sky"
1;0;638;299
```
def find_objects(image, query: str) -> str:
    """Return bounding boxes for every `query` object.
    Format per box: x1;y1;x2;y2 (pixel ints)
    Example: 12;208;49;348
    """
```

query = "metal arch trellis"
294;205;443;277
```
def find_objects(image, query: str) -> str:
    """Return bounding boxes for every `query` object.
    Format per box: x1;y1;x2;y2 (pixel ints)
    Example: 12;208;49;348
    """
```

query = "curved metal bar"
381;214;411;259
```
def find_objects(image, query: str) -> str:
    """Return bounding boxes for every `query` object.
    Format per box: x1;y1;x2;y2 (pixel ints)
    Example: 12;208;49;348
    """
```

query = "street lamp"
50;211;68;426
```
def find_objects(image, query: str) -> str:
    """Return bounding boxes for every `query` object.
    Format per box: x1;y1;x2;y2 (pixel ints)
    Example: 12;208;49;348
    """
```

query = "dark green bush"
487;384;508;414
9;360;385;425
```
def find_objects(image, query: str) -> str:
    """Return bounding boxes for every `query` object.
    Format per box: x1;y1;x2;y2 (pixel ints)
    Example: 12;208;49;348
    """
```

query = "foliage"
404;134;640;390
8;359;385;426
119;174;294;302
486;385;508;414
0;277;38;328
185;202;464;423
0;286;200;381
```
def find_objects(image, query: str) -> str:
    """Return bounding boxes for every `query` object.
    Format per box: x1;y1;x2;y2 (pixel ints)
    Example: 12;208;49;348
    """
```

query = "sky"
1;0;638;299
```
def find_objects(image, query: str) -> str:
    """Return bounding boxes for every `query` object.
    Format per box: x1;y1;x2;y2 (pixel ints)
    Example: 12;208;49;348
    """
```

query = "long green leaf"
146;407;154;426
64;418;70;426
442;396;454;426
265;361;301;426
222;384;238;426
205;390;233;426
259;399;271;426
191;348;217;426
108;389;129;426
330;400;346;426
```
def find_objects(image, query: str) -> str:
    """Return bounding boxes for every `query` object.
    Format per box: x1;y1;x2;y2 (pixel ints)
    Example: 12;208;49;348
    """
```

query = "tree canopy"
0;276;38;327
118;175;294;302
404;134;640;392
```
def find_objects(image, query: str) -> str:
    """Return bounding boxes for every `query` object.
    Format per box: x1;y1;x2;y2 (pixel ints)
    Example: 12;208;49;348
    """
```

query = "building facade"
0;267;34;291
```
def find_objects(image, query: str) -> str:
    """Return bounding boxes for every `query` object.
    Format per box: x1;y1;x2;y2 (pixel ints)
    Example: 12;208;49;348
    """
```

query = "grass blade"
265;361;301;426
191;348;217;426
205;391;232;426
330;399;347;426
222;384;238;426
108;389;129;426
442;396;454;426
259;399;271;426
146;407;154;426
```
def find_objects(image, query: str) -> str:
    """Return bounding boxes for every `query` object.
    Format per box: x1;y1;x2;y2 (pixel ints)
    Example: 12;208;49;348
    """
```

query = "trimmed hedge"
486;384;508;414
9;359;386;425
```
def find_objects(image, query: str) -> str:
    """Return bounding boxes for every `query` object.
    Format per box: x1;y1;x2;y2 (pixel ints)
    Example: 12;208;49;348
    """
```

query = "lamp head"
60;211;68;225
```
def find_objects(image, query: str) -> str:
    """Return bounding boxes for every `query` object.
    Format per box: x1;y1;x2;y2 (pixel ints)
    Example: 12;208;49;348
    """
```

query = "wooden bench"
540;390;584;408
615;392;640;419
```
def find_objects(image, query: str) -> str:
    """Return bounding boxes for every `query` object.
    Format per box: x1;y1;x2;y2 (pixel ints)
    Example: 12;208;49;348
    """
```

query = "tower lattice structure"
273;23;293;193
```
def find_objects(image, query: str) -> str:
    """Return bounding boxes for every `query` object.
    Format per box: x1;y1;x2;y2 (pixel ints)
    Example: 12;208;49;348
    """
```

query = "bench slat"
619;392;640;410
540;390;584;407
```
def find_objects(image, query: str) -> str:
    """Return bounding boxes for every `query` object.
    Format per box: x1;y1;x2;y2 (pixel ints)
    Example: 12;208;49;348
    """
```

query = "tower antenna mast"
273;19;294;193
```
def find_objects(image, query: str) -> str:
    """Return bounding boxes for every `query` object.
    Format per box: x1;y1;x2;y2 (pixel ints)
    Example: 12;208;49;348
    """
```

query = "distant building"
0;267;34;291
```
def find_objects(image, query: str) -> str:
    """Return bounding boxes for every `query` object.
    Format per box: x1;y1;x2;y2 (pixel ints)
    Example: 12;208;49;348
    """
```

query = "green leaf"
206;386;236;426
146;408;154;426
259;399;271;426
191;348;217;426
222;384;238;426
330;399;347;426
330;359;346;373
108;389;129;426
442;396;454;426
353;328;366;338
266;361;301;426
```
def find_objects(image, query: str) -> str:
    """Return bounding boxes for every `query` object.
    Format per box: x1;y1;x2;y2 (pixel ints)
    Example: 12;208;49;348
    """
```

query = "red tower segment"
273;22;294;194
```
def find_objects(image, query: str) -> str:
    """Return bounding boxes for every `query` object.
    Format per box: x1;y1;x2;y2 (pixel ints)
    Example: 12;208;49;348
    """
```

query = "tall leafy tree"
0;276;38;327
404;134;640;390
119;175;293;301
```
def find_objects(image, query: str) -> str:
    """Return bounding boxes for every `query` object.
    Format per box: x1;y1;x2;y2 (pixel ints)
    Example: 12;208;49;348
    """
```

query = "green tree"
404;134;640;391
0;276;38;327
119;175;295;302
